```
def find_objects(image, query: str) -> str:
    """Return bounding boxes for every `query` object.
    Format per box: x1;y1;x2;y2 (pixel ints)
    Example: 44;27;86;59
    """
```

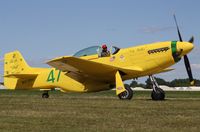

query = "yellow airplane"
2;15;195;100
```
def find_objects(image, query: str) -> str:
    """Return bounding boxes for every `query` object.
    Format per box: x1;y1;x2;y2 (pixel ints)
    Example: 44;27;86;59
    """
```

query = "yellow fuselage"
4;41;194;92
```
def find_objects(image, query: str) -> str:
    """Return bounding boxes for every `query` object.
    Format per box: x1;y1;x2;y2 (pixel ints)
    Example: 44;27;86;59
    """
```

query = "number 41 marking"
47;69;61;83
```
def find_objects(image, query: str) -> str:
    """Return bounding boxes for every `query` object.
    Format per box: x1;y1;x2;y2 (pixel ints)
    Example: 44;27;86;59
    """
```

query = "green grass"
0;90;200;132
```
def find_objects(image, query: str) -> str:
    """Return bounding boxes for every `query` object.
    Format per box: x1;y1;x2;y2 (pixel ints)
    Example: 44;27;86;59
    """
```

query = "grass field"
0;90;200;132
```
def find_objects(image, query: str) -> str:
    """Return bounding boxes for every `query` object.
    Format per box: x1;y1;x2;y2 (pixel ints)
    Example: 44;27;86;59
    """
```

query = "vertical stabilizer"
4;51;32;89
4;51;30;76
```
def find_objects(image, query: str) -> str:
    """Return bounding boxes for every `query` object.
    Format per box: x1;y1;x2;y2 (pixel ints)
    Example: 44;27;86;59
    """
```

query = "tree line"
129;77;200;89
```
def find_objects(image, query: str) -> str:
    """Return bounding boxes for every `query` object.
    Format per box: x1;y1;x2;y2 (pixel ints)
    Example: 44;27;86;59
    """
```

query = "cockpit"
73;45;120;57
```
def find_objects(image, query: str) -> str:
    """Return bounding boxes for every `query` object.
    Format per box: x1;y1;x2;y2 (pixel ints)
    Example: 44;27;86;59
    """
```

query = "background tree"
129;77;200;88
130;80;138;88
145;78;152;89
130;80;146;88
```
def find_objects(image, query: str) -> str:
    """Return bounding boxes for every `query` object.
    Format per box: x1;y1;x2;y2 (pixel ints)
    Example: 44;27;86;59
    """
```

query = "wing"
154;68;174;74
47;56;143;82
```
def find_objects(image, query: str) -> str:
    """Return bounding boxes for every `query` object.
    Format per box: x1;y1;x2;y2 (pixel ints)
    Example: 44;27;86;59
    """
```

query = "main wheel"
42;93;49;98
118;86;133;100
151;88;165;100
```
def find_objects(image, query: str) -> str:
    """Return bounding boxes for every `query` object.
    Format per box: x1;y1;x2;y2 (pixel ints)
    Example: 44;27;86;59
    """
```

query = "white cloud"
140;26;175;33
191;64;200;69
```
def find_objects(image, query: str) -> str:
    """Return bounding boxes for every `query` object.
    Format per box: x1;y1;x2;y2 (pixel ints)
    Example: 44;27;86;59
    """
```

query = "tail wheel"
42;92;49;98
151;88;165;100
118;86;133;100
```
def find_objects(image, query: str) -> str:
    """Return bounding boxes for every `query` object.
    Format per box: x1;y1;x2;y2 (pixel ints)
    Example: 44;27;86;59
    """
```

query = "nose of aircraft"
176;42;194;57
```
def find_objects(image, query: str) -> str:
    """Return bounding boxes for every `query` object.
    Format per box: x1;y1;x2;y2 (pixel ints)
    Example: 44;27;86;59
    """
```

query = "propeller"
188;36;194;43
173;14;194;85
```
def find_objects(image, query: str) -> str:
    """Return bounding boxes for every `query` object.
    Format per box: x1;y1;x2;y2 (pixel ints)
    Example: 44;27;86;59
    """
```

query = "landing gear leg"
115;71;133;100
42;91;49;98
149;75;165;100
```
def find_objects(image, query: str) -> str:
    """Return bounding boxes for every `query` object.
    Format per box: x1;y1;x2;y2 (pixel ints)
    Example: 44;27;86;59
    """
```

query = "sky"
0;0;200;83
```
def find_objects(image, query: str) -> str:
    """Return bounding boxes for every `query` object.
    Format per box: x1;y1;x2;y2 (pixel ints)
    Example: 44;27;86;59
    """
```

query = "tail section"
4;51;30;77
4;51;38;89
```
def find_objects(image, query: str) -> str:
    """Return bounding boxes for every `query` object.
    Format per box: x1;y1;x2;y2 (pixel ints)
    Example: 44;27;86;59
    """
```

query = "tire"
42;93;49;98
118;85;133;100
151;88;165;100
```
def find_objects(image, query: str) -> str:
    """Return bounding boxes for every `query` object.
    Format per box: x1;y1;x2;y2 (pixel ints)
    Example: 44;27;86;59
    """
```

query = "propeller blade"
184;55;194;85
188;36;194;43
173;15;194;85
173;14;183;42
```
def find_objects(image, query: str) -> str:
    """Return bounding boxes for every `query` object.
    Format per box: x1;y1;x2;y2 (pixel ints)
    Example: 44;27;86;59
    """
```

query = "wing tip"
46;56;71;64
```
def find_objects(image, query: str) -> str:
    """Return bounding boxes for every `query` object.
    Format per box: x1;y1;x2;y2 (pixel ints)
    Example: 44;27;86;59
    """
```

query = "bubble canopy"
73;46;100;57
73;46;120;57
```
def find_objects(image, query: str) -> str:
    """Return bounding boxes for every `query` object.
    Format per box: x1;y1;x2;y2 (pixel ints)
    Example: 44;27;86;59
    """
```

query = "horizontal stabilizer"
4;73;38;78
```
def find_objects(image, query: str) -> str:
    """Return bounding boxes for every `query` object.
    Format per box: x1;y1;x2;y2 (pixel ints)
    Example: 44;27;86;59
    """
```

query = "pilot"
101;44;110;57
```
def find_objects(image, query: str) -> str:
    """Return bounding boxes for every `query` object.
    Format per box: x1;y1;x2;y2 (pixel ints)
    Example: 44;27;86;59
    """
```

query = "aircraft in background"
1;15;195;100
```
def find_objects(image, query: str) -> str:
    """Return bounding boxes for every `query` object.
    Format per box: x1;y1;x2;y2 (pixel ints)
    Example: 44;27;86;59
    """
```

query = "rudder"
4;50;30;76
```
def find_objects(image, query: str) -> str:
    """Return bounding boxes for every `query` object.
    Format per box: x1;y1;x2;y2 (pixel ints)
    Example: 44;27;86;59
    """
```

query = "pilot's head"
102;44;107;51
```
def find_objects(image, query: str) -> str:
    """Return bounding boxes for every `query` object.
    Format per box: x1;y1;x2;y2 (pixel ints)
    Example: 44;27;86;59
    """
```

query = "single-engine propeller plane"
2;15;195;100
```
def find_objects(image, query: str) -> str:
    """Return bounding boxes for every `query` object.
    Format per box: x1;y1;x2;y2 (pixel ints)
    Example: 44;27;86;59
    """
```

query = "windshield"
73;46;101;57
111;46;120;55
